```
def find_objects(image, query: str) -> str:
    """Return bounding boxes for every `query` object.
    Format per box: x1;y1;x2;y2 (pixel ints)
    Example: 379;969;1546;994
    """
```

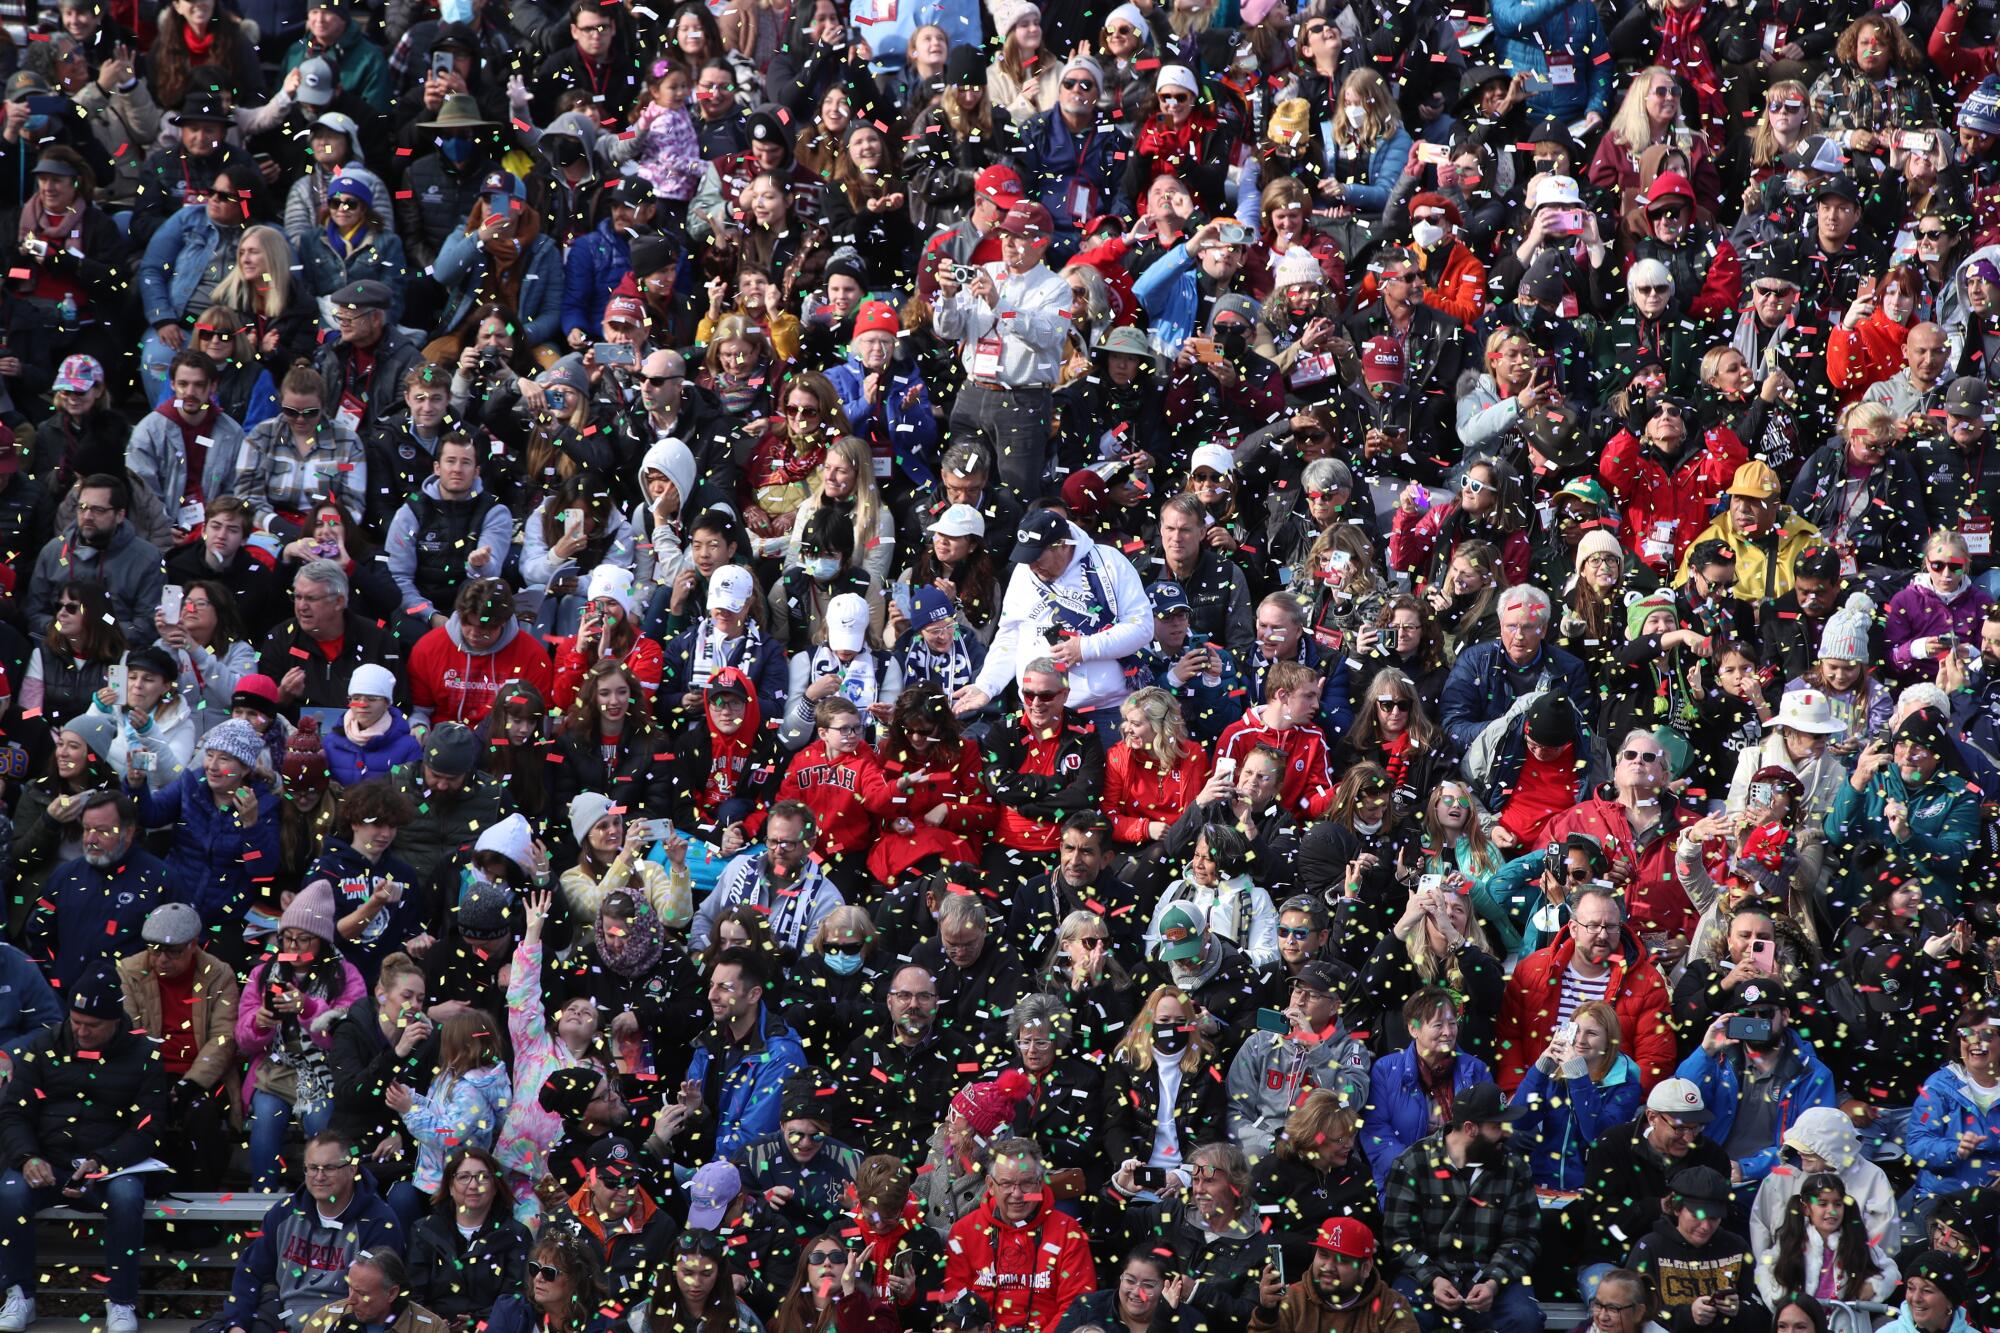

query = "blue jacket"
435;225;565;347
223;1175;403;1331
323;708;424;786
1133;243;1207;358
1490;0;1614;122
138;205;229;327
29;848;170;992
684;1004;808;1159
1676;1031;1837;1183
1329;127;1412;214
486;1296;614;1333
1439;639;1596;754
130;770;283;923
1360;1043;1493;1186
1134;641;1249;743
826;357;941;491
0;943;60;1055
296;225;409;323
1508;1055;1644;1190
1907;1063;2000;1199
561;219;632;337
1014;110;1132;237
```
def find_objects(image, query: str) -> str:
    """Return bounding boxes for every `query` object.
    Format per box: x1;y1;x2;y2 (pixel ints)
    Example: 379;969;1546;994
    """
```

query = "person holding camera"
1675;984;1836;1188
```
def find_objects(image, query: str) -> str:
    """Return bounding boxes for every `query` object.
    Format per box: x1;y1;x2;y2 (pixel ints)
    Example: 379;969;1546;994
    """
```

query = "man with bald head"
1867;321;1951;425
837;962;956;1161
615;346;735;508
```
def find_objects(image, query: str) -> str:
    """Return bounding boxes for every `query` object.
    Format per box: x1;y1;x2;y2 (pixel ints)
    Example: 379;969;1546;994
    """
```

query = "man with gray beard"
25;790;169;992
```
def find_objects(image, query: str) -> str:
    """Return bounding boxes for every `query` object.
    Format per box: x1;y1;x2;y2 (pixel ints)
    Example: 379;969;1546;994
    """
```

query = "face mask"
808;556;841;581
1343;104;1365;127
1412;221;1445;249
438;135;473;164
1152;1025;1189;1055
550;138;585;167
1354;818;1383;835
1218;325;1248;359
824;950;864;976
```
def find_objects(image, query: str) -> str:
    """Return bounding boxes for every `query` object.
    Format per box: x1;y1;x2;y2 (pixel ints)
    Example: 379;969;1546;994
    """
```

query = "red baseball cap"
976;164;1025;206
997;201;1054;238
1360;336;1406;387
1313;1217;1376;1259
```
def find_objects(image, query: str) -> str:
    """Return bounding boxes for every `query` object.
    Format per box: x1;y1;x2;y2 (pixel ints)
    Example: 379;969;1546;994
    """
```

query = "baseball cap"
1293;960;1345;997
709;565;754;614
1009;509;1073;564
1158;903;1207;961
1360;336;1406;387
53;354;102;394
479;168;528;203
827;592;870;655
926;504;986;539
1149;580;1192;616
996;201;1054;238
911;586;955;629
585;1136;642;1184
1948;376;1992;419
1726;460;1780;500
1645;1077;1715;1125
686;1161;742;1229
1313;1217;1376;1258
1454;1081;1527;1125
975;164;1025;207
296;55;337;106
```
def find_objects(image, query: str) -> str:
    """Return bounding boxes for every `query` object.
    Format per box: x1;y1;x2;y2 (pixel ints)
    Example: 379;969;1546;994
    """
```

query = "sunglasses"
787;1129;829;1143
1918;227;1950;239
1621;749;1664;764
1022;688;1065;702
785;404;821;418
822;941;865;956
1635;283;1671;295
807;1249;848;1266
1461;477;1489;495
1276;925;1316;941
1931;559;1968;571
1156;92;1190;103
1375;697;1411;712
281;404;322;420
1752;284;1796;297
528;1263;566;1283
1076;936;1108;948
1061;78;1097;90
328;196;364;211
1769;99;1804;112
1296;428;1330;443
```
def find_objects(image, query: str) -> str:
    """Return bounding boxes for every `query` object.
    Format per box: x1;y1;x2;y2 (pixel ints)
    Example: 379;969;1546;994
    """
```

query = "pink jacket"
231;955;367;1111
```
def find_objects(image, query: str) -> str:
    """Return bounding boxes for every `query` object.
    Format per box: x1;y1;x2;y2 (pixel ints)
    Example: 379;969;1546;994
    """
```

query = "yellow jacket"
1674;508;1821;603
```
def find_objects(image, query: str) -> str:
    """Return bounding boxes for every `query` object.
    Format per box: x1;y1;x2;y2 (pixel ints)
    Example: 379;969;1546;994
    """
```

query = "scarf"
1415;1051;1456;1126
713;368;765;416
1658;2;1725;134
19;198;81;248
466;200;542;317
183;24;217;57
324;218;367;262
903;632;976;692
595;897;664;978
1134;107;1216;184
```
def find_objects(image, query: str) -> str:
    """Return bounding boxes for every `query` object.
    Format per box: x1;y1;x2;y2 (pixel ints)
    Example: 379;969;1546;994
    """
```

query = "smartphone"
1549;208;1585;234
1254;1007;1292;1034
1415;141;1451;166
1185;336;1225;366
1747;938;1775;975
430;48;455;79
1267;1245;1285;1286
564;508;585;538
1725;1014;1773;1042
1900;130;1934;153
647;818;677;842
23;94;65;117
1133;1166;1167;1190
160;585;184;625
132;749;157;773
1555;1021;1577;1043
593;341;637;368
1213;755;1237;784
1418;873;1445;895
107;661;127;704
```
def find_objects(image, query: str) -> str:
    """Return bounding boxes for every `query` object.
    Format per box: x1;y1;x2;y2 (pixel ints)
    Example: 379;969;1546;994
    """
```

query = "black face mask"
549;138;585;167
1218;325;1249;360
1152;1025;1189;1055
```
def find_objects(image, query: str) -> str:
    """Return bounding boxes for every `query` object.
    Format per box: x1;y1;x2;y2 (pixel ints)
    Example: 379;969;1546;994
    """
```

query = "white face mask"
1354;818;1383;835
1344;104;1366;128
1412;221;1445;249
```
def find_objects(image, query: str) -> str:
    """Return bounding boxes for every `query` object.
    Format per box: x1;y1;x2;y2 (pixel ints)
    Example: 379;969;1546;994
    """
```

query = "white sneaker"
104;1303;136;1333
0;1285;34;1333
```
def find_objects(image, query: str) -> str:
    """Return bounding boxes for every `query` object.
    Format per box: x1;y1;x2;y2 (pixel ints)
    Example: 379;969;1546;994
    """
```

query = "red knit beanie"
950;1068;1031;1138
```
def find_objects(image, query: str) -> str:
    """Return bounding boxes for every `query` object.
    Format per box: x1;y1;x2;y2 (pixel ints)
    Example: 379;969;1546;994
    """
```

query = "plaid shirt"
1380;1133;1540;1288
231;417;368;531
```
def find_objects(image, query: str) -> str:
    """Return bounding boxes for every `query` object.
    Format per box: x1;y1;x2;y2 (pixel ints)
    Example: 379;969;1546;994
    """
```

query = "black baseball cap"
1010;509;1073;564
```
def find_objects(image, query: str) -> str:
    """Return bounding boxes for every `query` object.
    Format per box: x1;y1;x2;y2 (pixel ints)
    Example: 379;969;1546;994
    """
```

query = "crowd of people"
8;0;2000;1332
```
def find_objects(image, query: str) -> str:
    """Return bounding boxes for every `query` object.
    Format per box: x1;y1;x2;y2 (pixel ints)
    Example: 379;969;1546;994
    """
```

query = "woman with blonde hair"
1724;80;1817;207
1325;70;1410;214
907;57;1013;231
191;304;279;429
1788;400;1928;570
1252;1090;1375;1233
1332;667;1450;816
211;224;318;378
1586;66;1720;208
1506;998;1643;1188
986;2;1060;120
1103;984;1227;1174
1040;909;1139;1051
785;434;896;582
698;311;783;421
789;904;882;1057
1105;686;1211;850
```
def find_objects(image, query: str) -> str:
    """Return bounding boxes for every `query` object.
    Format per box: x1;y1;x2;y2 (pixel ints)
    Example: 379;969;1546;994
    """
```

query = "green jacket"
1825;764;1980;906
281;24;392;114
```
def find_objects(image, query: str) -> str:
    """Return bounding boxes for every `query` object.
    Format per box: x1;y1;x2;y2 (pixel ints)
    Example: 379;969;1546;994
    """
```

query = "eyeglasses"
888;989;938;1002
1591;1302;1640;1315
528;1262;566;1283
304;1161;355;1176
823;722;864;735
76;503;115;516
767;835;806;849
1620;749;1664;764
1022;689;1066;702
196;327;235;341
575;21;613;33
1375;697;1411;712
1634;283;1671;295
294;589;336;603
280;404;322;420
1062;78;1098;90
807;1249;847;1266
453;1170;494;1185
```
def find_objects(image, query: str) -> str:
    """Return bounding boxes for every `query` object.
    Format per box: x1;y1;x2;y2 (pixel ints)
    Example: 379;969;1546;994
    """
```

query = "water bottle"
57;292;75;325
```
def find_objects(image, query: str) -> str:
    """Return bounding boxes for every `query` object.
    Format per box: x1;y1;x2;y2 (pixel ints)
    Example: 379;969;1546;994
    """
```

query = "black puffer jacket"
407;1203;534;1323
0;1011;172;1169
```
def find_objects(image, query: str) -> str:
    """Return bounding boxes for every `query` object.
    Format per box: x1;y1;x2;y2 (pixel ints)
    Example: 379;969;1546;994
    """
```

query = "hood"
705;665;762;737
640;438;697;517
419;473;486;502
1783;1104;1861;1170
543;110;606;176
445;610;521;656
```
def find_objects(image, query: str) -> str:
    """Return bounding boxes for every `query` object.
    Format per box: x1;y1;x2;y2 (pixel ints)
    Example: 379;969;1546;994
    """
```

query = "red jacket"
406;619;553;729
866;736;996;882
1825;309;1910;406
1388;502;1534;586
1493;928;1678;1093
1216;707;1331;819
1103;741;1212;844
1598;423;1747;575
943;1198;1097;1333
775;741;897;859
1538;798;1698;946
1931;0;1997;99
547;632;666;711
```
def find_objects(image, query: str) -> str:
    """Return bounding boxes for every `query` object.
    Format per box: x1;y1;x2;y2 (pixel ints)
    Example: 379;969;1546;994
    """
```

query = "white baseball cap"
1644;1077;1715;1124
926;503;987;539
827;593;870;654
1189;443;1235;477
708;565;754;614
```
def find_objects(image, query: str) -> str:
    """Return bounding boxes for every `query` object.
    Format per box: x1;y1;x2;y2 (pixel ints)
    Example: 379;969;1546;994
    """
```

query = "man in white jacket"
952;510;1154;734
